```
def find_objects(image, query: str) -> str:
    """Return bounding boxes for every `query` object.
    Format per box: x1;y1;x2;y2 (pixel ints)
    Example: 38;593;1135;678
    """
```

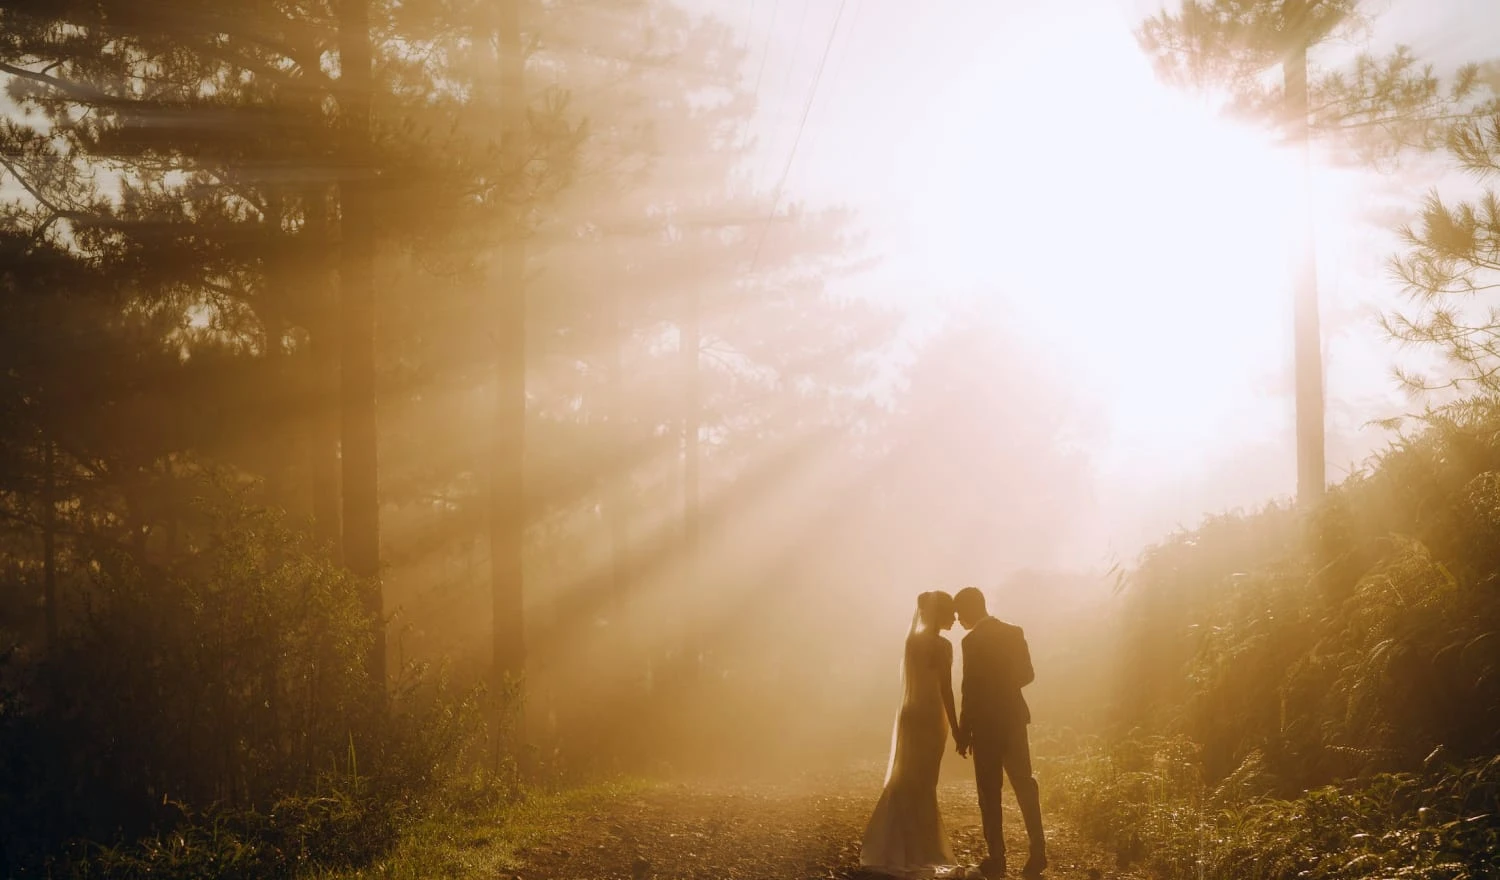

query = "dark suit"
960;616;1044;868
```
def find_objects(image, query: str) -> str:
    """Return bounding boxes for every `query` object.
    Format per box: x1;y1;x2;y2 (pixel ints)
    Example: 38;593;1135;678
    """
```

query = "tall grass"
1050;735;1500;880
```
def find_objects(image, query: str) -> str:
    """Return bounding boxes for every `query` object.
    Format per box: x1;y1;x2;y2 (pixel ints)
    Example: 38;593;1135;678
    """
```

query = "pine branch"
0;61;110;104
0;154;95;238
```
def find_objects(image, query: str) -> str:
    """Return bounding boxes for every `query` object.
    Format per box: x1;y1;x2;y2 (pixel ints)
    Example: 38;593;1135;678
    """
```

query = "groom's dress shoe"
1021;851;1048;876
978;856;1006;878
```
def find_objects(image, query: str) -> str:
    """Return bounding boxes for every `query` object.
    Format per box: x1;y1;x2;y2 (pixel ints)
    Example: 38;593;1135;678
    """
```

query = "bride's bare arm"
938;639;959;733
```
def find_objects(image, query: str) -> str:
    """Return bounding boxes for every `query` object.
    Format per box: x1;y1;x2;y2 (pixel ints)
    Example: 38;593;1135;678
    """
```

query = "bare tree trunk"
491;0;528;752
263;312;292;506
680;287;701;681
607;290;629;619
606;288;645;727
337;0;384;693
606;286;634;679
311;323;344;556
1285;6;1325;505
42;439;58;648
294;25;341;555
305;186;343;555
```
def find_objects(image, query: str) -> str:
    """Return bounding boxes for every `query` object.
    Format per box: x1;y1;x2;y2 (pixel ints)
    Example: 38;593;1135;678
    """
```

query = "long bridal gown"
859;623;957;876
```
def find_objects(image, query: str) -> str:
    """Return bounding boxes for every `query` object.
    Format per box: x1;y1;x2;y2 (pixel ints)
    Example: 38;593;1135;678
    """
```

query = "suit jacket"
960;616;1034;740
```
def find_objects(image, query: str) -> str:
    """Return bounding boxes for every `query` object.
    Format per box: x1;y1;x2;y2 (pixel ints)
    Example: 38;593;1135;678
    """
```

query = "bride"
860;591;961;876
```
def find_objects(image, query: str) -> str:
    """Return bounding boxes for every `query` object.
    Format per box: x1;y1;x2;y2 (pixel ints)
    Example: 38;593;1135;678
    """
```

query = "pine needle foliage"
1387;110;1500;398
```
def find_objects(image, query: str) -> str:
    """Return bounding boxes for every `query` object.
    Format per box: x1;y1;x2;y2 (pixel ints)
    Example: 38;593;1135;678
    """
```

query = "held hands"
954;726;971;759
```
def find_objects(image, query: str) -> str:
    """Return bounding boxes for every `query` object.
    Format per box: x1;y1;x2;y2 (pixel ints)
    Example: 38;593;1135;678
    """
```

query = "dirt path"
506;768;1135;880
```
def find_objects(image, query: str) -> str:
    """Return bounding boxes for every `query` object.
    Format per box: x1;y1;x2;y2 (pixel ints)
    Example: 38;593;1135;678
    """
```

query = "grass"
312;778;654;880
1046;735;1500;880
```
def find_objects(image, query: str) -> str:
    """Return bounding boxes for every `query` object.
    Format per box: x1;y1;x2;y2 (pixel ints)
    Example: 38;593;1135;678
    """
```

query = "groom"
953;586;1046;878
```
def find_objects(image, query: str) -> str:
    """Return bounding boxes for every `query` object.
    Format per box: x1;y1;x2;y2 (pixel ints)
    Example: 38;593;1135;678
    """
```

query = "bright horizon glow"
913;11;1318;473
731;0;1417;558
898;8;1381;556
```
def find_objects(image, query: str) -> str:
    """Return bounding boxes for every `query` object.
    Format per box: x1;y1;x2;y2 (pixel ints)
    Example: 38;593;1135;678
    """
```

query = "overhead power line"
744;0;758;53
759;0;812;185
787;0;864;199
751;0;781;110
748;0;851;276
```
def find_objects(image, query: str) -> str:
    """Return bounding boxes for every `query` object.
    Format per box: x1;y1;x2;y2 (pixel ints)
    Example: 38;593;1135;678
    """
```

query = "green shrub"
1082;403;1500;878
1051;736;1500;879
0;486;492;877
1116;410;1500;792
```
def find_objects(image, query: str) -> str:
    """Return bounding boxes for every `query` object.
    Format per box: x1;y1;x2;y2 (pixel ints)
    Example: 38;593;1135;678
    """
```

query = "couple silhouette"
859;587;1046;879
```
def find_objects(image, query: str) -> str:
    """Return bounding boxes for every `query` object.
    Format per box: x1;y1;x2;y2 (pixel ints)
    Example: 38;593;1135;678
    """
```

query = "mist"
3;0;1499;878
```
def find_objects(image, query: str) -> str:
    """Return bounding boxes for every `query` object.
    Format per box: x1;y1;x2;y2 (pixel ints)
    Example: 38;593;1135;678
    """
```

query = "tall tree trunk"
263;312;293;507
680;286;701;680
1285;6;1325;505
295;26;341;555
607;290;629;618
337;0;384;693
606;288;641;706
42;439;58;648
491;0;528;747
306;187;343;556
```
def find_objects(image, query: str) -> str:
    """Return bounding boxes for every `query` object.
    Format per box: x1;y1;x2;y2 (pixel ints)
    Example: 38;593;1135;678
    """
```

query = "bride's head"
916;591;956;633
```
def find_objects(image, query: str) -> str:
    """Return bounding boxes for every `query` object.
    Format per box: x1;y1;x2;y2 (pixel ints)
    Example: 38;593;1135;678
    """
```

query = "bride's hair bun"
917;590;955;617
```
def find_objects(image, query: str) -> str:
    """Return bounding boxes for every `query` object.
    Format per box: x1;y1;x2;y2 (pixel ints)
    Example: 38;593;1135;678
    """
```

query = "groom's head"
954;587;987;630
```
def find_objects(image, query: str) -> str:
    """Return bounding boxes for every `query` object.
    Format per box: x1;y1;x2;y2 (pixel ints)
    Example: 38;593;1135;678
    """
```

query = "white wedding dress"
859;616;959;877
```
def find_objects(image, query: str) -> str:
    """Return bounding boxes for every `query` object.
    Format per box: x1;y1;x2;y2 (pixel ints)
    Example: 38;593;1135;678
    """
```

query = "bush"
1115;409;1500;792
1050;735;1500;880
0;486;492;877
1077;403;1500;877
58;778;395;880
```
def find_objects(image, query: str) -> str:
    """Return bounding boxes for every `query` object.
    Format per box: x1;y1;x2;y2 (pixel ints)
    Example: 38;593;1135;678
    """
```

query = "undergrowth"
311;779;650;880
1049;734;1500;880
1058;408;1500;878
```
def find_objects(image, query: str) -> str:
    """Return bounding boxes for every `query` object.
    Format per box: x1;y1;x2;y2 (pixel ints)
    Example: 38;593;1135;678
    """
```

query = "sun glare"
909;6;1349;480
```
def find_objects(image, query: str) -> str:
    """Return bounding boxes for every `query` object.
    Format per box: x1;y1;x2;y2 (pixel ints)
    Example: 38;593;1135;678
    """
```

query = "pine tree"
1386;104;1500;405
1140;1;1483;504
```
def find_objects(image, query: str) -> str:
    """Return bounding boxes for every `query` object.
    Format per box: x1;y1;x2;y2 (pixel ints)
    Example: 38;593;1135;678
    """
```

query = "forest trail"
501;767;1137;880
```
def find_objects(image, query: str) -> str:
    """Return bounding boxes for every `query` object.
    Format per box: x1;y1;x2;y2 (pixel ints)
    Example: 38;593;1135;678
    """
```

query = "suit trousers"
971;723;1045;864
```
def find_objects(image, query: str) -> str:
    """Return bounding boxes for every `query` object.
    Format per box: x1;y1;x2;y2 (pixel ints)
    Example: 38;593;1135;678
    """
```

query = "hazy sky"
713;0;1499;559
6;0;1490;565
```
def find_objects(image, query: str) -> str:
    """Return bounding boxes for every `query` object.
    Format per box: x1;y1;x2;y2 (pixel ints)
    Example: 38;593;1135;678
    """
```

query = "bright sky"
2;1;1487;569
709;0;1497;560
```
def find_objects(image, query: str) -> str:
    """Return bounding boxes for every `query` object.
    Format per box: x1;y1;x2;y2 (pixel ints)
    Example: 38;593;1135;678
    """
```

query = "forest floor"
331;764;1140;880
